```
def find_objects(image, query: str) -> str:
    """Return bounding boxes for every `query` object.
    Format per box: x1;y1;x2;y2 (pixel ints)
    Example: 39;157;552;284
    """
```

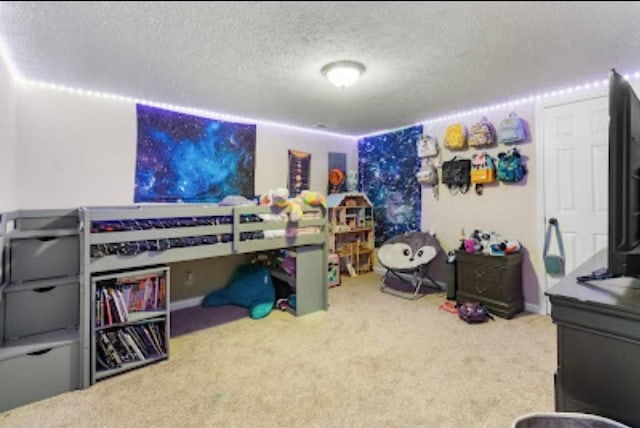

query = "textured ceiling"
1;1;640;137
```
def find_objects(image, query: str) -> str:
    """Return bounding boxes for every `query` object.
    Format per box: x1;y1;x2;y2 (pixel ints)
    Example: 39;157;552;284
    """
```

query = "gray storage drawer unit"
4;280;79;339
0;341;80;412
0;209;82;412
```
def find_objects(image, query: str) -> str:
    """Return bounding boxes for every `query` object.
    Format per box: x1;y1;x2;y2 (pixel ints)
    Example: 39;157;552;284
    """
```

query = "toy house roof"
326;192;373;209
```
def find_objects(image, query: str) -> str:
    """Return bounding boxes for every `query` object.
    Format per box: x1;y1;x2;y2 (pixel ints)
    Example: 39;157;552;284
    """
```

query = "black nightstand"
455;251;523;318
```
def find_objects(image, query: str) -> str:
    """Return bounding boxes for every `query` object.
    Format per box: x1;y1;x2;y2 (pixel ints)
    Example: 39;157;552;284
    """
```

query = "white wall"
0;55;17;211
255;127;357;195
15;84;357;209
419;103;541;310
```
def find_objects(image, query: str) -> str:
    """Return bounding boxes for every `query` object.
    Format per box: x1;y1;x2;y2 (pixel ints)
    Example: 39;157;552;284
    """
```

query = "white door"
540;94;609;313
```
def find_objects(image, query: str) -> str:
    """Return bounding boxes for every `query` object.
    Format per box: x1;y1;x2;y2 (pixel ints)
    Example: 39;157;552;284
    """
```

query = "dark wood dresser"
546;248;640;427
455;251;523;318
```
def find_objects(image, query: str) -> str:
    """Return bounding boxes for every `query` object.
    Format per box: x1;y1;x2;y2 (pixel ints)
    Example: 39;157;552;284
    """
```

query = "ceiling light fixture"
321;60;365;88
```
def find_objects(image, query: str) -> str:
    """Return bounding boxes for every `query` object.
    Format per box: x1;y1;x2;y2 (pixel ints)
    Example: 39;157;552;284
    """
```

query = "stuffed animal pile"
461;229;521;256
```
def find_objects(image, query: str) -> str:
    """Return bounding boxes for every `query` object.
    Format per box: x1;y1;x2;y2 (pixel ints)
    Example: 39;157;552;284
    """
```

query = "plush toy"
259;188;290;208
464;238;482;254
289;190;327;222
202;264;275;319
260;189;327;222
489;239;522;256
298;190;326;208
473;230;499;255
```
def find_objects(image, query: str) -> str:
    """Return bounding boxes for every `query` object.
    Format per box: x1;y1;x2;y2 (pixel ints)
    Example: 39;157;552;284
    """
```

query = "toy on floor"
272;275;296;313
202;264;275;319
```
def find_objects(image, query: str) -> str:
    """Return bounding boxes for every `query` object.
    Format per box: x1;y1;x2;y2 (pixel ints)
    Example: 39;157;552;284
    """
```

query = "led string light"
18;78;357;141
3;36;640;143
357;72;640;139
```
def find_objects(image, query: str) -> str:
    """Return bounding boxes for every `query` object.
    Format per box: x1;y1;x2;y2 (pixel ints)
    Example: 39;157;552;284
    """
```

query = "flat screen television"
608;68;640;276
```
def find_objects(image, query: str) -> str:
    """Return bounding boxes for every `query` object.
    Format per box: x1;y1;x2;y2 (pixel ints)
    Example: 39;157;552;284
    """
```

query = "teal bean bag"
202;264;275;319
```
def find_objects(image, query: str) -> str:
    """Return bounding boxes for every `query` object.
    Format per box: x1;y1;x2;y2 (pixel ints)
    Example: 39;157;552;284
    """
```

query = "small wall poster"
288;149;311;196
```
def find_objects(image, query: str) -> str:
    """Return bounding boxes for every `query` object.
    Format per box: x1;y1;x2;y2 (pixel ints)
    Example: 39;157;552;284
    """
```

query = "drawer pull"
27;348;53;356
37;236;57;242
474;269;484;278
475;285;487;294
33;286;56;293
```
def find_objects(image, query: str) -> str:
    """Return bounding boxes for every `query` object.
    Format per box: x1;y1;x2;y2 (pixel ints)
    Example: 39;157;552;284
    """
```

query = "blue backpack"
497;147;527;182
498;111;526;144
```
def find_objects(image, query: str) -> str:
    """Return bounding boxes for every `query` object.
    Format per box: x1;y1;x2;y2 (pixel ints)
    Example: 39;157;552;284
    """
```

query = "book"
106;330;132;363
115;289;129;322
125;326;151;358
98;331;122;367
102;288;113;325
95;289;102;327
108;288;125;323
95;347;116;370
122;331;145;361
140;325;162;356
149;323;166;353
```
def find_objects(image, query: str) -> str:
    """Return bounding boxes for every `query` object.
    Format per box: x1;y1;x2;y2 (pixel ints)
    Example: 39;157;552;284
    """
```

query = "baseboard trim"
171;295;205;312
524;302;541;315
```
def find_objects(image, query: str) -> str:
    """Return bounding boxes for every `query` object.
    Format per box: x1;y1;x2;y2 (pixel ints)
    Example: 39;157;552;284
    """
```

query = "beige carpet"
0;272;556;428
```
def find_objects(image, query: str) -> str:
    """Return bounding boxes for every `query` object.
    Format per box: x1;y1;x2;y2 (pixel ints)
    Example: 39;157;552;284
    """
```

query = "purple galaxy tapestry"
134;104;256;203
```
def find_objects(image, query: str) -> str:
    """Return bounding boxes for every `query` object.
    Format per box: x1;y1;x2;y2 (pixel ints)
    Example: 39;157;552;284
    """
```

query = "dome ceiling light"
321;60;366;89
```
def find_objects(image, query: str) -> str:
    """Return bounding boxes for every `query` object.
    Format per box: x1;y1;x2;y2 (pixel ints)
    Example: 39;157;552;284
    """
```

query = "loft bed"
80;202;328;387
0;204;329;403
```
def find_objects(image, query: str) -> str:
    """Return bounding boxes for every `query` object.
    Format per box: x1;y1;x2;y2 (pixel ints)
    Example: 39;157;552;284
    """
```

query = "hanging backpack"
468;117;496;147
444;123;468;150
471;152;496;195
441;156;471;194
498;111;526;144
417;134;439;158
496;147;527;182
470;152;496;184
416;159;439;199
416;159;438;185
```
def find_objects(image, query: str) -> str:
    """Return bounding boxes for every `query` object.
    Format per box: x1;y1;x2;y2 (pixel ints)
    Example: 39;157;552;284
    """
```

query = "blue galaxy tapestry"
358;125;422;247
134;104;256;203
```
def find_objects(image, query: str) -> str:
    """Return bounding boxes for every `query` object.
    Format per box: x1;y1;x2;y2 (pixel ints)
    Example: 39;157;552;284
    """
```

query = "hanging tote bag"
543;218;565;276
